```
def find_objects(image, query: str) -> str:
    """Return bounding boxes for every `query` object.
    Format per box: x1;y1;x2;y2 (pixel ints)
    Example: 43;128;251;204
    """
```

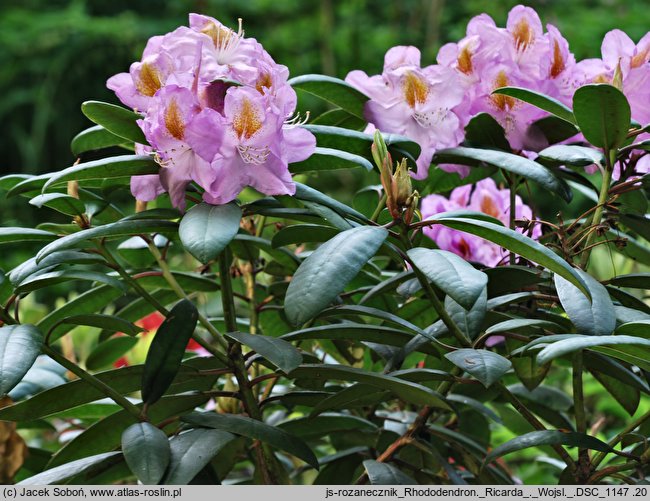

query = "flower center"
512;18;534;52
593;73;611;84
201;19;244;65
549;40;566;78
233;97;263;140
490;71;517;111
457;45;474;75
136;62;162;97
165;99;185;140
402;71;429;109
255;72;273;94
480;195;501;219
631;47;650;68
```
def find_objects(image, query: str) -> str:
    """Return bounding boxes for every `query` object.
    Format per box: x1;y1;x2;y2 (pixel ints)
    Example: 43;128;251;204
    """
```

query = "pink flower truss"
437;5;583;151
420;178;541;266
345;46;467;179
107;14;315;209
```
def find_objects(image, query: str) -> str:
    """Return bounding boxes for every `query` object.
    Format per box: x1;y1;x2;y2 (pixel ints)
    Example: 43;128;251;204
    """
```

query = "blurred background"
1;0;649;224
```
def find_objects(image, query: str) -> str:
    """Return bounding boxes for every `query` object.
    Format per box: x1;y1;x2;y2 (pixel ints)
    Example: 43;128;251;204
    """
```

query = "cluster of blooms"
107;14;315;209
420;178;541;266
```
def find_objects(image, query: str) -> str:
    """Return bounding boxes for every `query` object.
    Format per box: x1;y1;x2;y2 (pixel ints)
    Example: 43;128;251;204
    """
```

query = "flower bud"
393;158;412;208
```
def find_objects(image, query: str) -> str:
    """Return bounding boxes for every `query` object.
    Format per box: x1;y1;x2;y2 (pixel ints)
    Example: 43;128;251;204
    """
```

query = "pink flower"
421;178;541;266
346;46;467;179
203;87;315;205
577;29;650;125
108;14;315;209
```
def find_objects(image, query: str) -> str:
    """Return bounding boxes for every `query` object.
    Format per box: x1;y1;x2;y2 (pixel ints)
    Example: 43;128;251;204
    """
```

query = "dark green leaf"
445;349;511;388
0;227;57;245
163;428;234;485
48;394;209;468
81;101;146;144
122;422;170;485
528;116;580;145
416;165;497;196
182;412;319;469
8;251;104;287
591;370;640;416
484;430;612;465
289;74;369;119
15;270;125;295
486;318;561;335
616;320;650;337
272;224;338;248
446;288;487;340
431;147;572;201
294;182;370;223
434;216;589;298
0;325;43;396
492;87;576;124
554;270;616;335
36;220;178;262
463;113;510;151
408;248;487;310
363;460;415;485
278;413;377;438
43;156;158;191
536;335;650;365
18;452;121;486
284;226;387;326
178;202;241;264
141;300;199;405
290;147;373;173
71;125;128;156
538;145;606;168
225;331;302;373
86;337;139;371
29;194;86;217
318;305;427;336
289;364;450;409
573;84;631;150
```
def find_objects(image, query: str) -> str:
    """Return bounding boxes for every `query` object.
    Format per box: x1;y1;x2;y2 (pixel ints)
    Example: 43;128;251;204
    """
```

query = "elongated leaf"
408;248;487;310
554;270;616;335
294;182;369;223
446;288;487;340
486;318;561;335
60;314;143;336
71;125;127;156
311;108;366;128
141;300;199;405
318;305;427;336
37;286;124;343
225;331;302;373
278;413;377;438
43;155;158;191
122;422;170;485
463;113;510;151
301;125;420;163
284;226;387;326
573;84;631;150
0;325;43;395
529;115;580;145
591;370;640;416
163;428;234;485
18;452;121;486
363;460;415;485
81;101;146;144
178;202;241;263
182;412;319;469
431;147;571;201
29;193;86;217
484;430;612;465
48;393;209;468
0;358;222;421
9;252;103;288
289;364;450;409
536;335;650;365
36;220;178;262
0;227;57;244
616;320;650;337
289;74;369;119
492;87;576;124
434;216;589;298
445;349;511;388
86;337;139;370
15;269;125;294
282;324;438;355
272;224;338;248
538;145;606;167
291;147;373;173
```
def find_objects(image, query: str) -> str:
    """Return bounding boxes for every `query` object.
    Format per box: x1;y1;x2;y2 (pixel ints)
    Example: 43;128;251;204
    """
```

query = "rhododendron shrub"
1;6;649;486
